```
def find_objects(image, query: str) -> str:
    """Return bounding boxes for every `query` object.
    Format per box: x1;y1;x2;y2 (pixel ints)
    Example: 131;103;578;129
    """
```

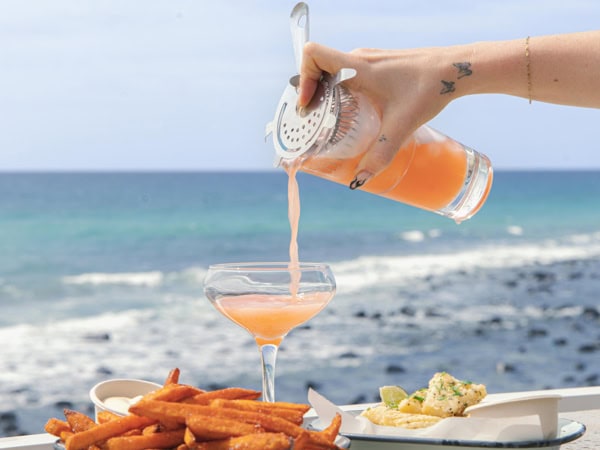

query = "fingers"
349;134;398;189
297;42;416;188
350;115;414;189
298;42;354;107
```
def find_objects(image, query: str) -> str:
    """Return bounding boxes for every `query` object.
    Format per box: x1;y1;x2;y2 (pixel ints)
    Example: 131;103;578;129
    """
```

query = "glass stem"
259;343;278;402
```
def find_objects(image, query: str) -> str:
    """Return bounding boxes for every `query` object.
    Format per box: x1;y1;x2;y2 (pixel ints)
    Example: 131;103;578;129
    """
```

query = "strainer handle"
290;2;310;74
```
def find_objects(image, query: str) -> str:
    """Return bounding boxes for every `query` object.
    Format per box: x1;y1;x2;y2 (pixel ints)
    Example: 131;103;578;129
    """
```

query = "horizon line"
0;167;599;174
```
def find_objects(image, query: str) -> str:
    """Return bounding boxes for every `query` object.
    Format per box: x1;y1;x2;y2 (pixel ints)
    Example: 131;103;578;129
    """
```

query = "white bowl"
89;378;161;420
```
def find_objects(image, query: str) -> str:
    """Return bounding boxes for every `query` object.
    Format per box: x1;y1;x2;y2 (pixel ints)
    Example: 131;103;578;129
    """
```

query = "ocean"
1;170;599;436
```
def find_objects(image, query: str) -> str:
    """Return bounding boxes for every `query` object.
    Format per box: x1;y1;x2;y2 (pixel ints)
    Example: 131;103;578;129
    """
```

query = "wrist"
432;39;526;99
459;39;527;98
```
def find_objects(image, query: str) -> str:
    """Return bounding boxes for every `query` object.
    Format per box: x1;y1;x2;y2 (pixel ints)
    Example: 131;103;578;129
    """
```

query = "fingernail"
349;171;372;190
296;105;307;117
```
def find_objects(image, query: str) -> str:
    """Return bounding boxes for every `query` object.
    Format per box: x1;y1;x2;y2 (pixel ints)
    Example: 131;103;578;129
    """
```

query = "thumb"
298;42;355;108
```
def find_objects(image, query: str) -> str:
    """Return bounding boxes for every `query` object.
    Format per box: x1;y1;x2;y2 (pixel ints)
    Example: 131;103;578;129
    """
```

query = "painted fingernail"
349;171;372;190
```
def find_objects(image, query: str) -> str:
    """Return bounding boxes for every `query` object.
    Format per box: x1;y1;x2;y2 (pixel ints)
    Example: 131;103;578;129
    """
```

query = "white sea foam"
62;271;165;287
397;229;441;242
427;228;442;238
58;232;600;299
332;231;600;294
398;230;426;242
0;305;257;413
506;225;524;236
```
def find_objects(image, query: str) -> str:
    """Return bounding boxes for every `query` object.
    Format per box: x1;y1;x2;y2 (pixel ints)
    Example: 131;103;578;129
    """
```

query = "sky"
1;0;600;171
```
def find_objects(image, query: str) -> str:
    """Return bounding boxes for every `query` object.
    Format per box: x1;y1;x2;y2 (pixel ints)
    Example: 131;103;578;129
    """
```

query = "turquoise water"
0;170;599;436
2;171;599;285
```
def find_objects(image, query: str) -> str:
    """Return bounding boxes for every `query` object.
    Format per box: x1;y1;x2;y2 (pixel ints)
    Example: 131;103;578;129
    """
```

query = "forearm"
447;31;600;107
297;31;600;179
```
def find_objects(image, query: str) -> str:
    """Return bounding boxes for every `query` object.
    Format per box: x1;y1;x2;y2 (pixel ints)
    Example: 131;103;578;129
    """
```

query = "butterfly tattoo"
453;62;473;79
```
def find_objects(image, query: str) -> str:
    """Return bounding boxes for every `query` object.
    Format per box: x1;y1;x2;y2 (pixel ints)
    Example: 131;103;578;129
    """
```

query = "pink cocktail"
204;262;336;402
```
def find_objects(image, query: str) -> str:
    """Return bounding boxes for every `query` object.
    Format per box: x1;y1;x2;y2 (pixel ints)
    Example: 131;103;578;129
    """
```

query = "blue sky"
1;0;599;171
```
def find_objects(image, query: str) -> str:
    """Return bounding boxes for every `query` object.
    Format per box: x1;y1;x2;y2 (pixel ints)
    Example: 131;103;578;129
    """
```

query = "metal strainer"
266;3;359;163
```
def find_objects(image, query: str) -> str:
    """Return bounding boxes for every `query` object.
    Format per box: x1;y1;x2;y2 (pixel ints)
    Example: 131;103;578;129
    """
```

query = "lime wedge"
379;385;408;409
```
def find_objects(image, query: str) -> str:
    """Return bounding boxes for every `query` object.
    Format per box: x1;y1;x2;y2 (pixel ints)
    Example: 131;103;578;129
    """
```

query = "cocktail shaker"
266;3;493;223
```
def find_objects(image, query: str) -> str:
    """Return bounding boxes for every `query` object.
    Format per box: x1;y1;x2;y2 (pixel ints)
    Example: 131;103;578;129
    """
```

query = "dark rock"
0;411;20;437
385;364;405;374
424;308;443;318
553;337;568;346
83;333;111;341
480;316;503;327
10;387;29;395
496;362;516;373
54;400;73;410
96;366;113;376
582;307;600;320
527;328;548;338
400;306;416;317
0;412;16;423
578;343;600;353
339;352;359;359
532;271;556;282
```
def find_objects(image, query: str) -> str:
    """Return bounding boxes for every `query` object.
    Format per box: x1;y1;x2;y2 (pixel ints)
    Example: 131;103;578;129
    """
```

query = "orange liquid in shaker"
301;136;493;216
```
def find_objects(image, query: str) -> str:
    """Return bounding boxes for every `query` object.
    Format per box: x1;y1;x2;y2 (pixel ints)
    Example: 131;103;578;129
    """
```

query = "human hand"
298;42;456;187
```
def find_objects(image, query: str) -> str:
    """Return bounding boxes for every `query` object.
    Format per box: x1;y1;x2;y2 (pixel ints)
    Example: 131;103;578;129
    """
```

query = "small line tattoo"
378;134;387;142
440;80;455;95
453;62;472;79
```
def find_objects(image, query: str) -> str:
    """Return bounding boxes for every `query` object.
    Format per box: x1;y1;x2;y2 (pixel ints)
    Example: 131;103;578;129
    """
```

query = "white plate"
0;433;56;450
306;410;586;449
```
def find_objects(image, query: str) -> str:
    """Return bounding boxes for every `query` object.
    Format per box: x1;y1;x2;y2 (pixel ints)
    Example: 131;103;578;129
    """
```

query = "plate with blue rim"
305;405;586;449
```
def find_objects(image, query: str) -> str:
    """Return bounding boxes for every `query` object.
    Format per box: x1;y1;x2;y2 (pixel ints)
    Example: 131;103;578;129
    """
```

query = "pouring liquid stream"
214;161;328;349
285;161;302;298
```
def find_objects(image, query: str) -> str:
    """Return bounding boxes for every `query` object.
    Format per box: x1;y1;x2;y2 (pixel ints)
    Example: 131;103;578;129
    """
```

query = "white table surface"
560;409;600;450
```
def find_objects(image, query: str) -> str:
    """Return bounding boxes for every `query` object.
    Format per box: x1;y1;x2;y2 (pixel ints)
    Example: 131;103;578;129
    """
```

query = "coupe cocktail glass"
203;262;336;402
